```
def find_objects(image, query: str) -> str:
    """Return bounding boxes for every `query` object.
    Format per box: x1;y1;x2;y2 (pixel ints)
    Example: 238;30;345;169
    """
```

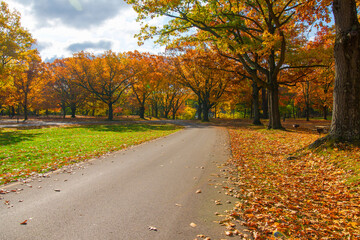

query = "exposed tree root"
309;134;360;149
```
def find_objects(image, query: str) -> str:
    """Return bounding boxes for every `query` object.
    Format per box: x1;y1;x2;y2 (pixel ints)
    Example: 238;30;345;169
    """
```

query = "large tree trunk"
267;48;283;129
305;101;310;121
202;103;210;122
252;81;262;125
329;0;360;141
70;103;77;118
154;103;158;118
197;98;202;120
305;81;310;121
139;105;145;119
60;102;66;119
268;83;282;129
261;88;268;119
23;92;28;121
108;102;113;121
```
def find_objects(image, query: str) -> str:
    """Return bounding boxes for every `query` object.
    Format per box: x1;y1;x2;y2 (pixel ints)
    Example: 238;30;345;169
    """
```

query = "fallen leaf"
196;189;202;194
20;220;27;225
148;226;157;231
190;222;197;228
54;189;61;192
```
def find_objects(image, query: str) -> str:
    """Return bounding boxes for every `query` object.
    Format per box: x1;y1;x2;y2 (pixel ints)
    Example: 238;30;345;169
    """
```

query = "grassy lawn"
221;120;360;239
0;124;181;185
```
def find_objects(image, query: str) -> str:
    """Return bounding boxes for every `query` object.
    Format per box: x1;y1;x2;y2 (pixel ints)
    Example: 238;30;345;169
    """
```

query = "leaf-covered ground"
0;123;180;185
220;120;360;239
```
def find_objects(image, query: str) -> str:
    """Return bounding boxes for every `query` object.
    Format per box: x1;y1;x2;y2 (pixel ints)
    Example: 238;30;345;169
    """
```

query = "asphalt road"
0;124;239;240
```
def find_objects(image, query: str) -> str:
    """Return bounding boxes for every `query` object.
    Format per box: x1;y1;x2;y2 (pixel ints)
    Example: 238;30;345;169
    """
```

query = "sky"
7;0;166;62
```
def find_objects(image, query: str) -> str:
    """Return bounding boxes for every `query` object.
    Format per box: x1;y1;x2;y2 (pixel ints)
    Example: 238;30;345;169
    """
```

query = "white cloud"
7;0;166;61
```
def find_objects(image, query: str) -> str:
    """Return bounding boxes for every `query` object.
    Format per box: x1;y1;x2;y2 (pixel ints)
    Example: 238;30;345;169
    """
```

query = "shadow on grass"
0;130;40;146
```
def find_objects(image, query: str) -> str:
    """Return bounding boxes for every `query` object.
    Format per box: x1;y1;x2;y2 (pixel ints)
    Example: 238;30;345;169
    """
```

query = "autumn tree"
150;54;187;119
127;0;318;129
304;31;334;120
70;51;136;120
11;52;45;120
48;58;87;118
327;0;360;141
0;1;35;109
128;51;159;119
0;1;34;71
174;49;233;121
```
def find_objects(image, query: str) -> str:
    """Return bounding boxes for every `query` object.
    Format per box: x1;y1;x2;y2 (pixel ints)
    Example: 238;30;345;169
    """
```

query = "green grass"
0;124;181;184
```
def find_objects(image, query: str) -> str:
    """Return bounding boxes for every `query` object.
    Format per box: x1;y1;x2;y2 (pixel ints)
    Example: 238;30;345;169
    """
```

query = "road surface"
0;124;240;239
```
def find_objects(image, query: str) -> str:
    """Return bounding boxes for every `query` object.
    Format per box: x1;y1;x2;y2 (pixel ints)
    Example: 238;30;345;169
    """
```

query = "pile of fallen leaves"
222;126;360;239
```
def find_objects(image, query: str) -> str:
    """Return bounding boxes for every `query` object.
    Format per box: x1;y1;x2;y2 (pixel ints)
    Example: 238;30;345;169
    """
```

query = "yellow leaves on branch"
261;31;282;52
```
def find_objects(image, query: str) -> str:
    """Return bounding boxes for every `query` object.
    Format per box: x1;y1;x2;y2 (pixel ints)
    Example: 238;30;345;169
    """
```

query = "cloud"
44;56;59;63
35;41;53;51
67;40;113;52
14;0;129;29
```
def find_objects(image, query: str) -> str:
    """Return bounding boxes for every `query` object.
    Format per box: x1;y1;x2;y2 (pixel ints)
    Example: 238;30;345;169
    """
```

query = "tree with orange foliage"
0;1;35;113
151;55;187;119
48;58;87;118
70;51;136;120
127;0;330;129
175;49;233;121
10;52;45;120
128;51;160;119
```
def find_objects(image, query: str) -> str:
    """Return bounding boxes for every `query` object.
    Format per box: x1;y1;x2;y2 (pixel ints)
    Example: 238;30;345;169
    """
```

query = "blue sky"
7;0;165;61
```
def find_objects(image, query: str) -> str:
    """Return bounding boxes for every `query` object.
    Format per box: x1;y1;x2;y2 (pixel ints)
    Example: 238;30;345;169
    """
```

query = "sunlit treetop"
0;1;35;70
127;0;332;52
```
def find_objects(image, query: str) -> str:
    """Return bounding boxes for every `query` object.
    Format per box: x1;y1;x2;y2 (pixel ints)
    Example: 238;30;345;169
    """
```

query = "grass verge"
221;124;360;239
0;123;181;185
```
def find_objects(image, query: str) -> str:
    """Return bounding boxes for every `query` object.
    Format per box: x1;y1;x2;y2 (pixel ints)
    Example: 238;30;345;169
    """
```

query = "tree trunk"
306;101;310;121
202;103;210;122
70;103;76;118
252;82;262;125
61;102;66;119
11;106;15;118
108;102;113;120
305;81;310;121
154;102;158;118
197;99;202;120
329;0;360;141
139;105;145;119
23;93;28;121
164;109;169;119
268;83;282;129
323;105;328;120
262;88;269;119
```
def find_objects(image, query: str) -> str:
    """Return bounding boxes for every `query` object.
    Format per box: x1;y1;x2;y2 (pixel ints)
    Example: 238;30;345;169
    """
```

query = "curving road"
0;124;237;240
